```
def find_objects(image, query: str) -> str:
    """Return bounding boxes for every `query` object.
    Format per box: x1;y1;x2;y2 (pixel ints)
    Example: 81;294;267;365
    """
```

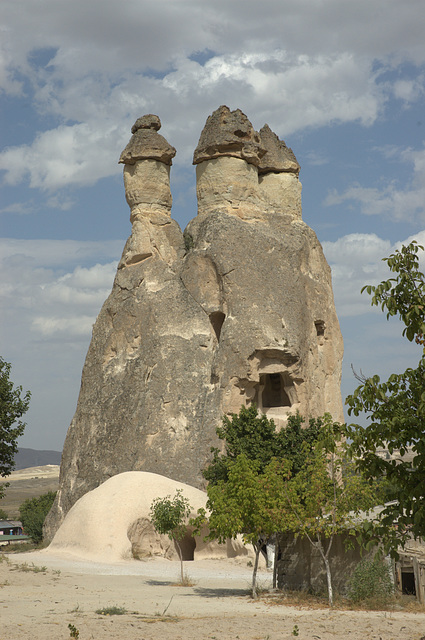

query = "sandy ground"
1;550;425;640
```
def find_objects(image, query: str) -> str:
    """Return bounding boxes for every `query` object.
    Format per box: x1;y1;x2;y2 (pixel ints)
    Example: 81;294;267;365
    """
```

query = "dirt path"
1;550;425;639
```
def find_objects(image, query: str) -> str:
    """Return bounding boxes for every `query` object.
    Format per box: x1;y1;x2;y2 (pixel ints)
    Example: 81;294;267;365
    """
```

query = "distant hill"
14;448;62;470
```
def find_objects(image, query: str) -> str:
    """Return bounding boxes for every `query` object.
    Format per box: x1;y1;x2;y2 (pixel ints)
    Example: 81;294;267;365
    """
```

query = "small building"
0;520;24;536
0;520;29;546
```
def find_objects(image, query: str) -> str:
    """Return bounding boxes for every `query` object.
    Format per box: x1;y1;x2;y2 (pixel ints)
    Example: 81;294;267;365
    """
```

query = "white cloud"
0;124;124;190
32;315;95;336
323;230;425;318
1;1;424;192
325;145;425;222
393;76;425;103
0;51;389;190
0;238;121;450
0;238;122;268
0;240;119;344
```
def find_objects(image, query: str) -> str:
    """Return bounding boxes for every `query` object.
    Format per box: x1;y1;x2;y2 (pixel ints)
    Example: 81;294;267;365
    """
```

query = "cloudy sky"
1;0;425;451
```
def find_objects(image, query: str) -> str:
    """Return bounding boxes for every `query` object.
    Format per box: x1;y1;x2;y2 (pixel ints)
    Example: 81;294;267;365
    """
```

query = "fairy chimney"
44;107;343;540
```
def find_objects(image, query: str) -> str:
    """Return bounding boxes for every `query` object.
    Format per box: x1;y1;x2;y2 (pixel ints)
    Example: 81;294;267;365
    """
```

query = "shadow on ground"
190;586;250;598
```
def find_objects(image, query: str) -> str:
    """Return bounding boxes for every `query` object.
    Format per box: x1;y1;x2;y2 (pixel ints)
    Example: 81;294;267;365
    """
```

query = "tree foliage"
284;415;379;606
346;241;425;541
19;491;56;543
197;412;379;604
195;454;295;598
150;490;192;581
203;404;322;485
0;356;31;499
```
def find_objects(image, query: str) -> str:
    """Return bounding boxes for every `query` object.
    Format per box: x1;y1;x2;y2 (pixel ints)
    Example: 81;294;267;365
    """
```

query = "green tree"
203;405;322;485
150;490;192;582
202;405;324;587
195;454;295;598
197;414;378;603
19;491;56;543
346;241;425;542
0;356;31;499
284;415;379;606
0;507;9;519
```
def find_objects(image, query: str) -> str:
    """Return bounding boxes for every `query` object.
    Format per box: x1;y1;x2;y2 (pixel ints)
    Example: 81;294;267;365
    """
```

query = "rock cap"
193;105;266;166
119;114;176;166
258;124;300;175
131;114;161;134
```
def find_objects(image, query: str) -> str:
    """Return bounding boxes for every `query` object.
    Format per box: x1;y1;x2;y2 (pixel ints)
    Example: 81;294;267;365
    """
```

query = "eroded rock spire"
45;107;344;545
117;115;182;268
193;105;302;218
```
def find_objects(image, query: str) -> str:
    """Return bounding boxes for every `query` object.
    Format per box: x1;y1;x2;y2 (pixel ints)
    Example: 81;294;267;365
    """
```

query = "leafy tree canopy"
196;414;379;603
203;404;322;485
150;490;192;581
19;491;56;543
346;241;425;540
195;453;294;597
0;356;31;499
285;415;379;606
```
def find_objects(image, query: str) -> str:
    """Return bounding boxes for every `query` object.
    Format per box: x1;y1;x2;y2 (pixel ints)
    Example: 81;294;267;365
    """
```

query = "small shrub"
183;232;194;251
11;562;47;573
174;572;195;587
95;605;127;616
68;623;79;638
348;556;394;606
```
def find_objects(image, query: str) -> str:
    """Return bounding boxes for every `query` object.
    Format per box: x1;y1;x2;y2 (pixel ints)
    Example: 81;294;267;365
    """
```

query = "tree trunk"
323;554;333;607
273;537;279;589
175;539;184;582
251;543;262;599
315;536;334;607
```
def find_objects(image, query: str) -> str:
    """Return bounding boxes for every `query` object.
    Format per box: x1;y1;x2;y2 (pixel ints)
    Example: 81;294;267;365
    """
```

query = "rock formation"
44;471;247;562
44;106;343;540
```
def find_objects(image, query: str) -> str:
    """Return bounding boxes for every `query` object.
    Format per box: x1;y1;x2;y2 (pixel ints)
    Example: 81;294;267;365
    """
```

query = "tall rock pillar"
44;107;344;541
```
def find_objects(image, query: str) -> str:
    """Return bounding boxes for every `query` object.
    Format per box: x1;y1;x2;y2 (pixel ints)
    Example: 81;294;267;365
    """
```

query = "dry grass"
260;588;425;613
171;572;196;587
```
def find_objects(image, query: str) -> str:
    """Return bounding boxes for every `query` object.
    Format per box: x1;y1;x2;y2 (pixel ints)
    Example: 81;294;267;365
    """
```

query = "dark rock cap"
119;114;176;166
258;124;300;175
193;105;266;166
131;114;161;134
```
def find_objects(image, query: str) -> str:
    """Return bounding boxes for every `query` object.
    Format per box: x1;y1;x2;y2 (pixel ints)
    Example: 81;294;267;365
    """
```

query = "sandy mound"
44;471;247;563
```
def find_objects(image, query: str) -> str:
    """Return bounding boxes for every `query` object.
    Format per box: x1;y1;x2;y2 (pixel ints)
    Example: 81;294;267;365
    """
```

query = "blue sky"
1;0;425;451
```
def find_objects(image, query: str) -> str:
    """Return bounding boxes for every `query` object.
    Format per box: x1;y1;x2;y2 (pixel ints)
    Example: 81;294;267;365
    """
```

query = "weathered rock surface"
193;105;266;166
44;106;343;540
258;124;300;175
119;115;176;166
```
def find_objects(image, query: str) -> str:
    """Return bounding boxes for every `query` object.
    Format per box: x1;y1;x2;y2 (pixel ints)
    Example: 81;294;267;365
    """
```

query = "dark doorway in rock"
176;532;196;561
261;373;291;408
315;320;325;337
401;571;416;595
209;311;225;341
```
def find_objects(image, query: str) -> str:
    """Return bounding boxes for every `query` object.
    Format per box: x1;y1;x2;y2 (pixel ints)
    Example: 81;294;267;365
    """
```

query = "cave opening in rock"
261;373;291;408
315;320;325;337
209;311;226;341
176;531;196;561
